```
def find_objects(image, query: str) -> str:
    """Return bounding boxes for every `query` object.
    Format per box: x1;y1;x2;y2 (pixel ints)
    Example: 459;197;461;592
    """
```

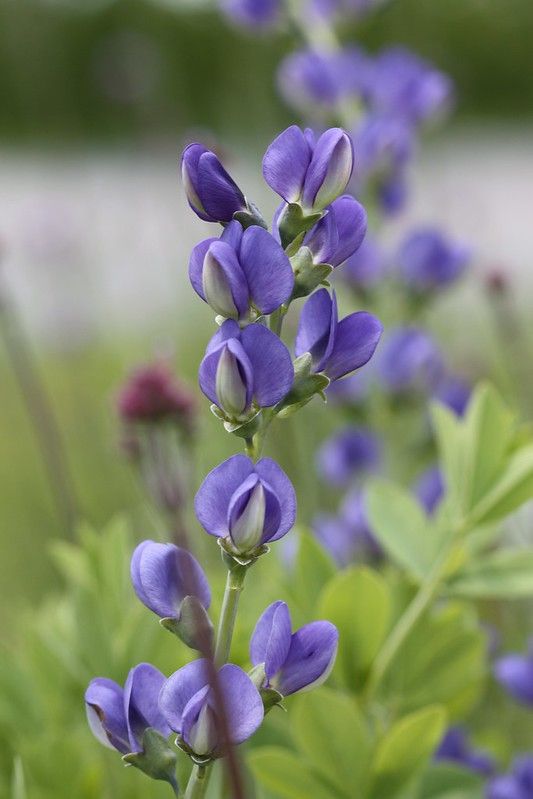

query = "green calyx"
160;596;214;653
290;246;334;300
276;353;330;418
122;729;178;791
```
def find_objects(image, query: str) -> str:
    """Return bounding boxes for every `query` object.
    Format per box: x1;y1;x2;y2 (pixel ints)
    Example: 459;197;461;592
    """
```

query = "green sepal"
276;354;330;417
248;663;267;690
223;410;262;438
175;735;214;766
160;596;214;653
290;247;334;300
122;729;178;790
260;686;285;713
278;203;323;249
218;535;270;568
233;200;268;231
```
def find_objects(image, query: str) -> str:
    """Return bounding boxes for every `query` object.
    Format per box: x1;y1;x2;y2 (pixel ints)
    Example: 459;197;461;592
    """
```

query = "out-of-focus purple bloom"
315;488;380;566
189;221;293;320
397;228;470;292
377;327;443;395
307;0;380;21
433;374;471;417
369;47;454;125
199;320;293;418
303;195;367;268
295;289;382;382
435;727;495;777
195;454;296;553
221;0;282;28
85;664;170;755
413;466;445;515
160;659;263;757
316;426;381;486
131;541;211;621
495;641;533;706
263;125;354;211
181;143;246;224
340;236;387;291
250;601;338;695
488;756;533;799
117;363;197;429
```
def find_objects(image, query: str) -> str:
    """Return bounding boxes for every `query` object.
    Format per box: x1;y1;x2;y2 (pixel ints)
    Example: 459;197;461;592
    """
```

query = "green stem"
184;764;209;799
214;565;247;665
269;306;286;337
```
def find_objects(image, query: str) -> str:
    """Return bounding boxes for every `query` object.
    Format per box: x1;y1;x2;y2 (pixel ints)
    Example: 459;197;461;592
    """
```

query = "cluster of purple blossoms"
85;125;383;793
435;726;495;777
488;757;533;799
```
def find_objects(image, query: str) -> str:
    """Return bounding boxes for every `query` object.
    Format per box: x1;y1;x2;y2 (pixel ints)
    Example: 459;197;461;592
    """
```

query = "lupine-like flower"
316;425;381;486
195;454;296;553
189;220;293;320
199;320;293;419
117;362;197;430
376;327;443;395
263;125;354;212
487;756;533;799
131;540;211;621
159;659;264;757
295;288;382;382
307;0;381;22
340;236;387;291
435;727;495;776
221;0;282;27
182;143;247;224
397;228;470;292
302;194;367;268
314;488;380;567
250;601;338;696
413;466;445;516
85;663;170;755
433;374;471;417
494;640;533;706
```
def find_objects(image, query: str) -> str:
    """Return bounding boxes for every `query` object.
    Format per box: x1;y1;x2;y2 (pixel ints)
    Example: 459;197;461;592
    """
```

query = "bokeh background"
1;0;532;660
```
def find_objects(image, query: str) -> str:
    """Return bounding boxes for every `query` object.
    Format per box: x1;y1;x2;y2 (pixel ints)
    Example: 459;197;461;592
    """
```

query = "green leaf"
289;531;337;618
368;706;447;799
467;444;533;525
418;763;484;799
366;479;445;580
249;747;333;799
11;758;27;799
447;548;533;598
291;688;371;797
318;567;391;688
431;402;464;513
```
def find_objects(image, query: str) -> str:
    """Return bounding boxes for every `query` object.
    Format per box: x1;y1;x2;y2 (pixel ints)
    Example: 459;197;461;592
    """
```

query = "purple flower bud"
376;327;443;395
159;660;264;757
221;0;282;28
303;195;367;268
397;228;470;292
316;426;381;486
85;663;170;754
433;374;471;417
250;601;338;695
189;221;293;320
116;362;197;429
195;454;296;553
340;236;387;290
263;125;354;211
487;756;533;799
295;288;382;382
181;143;246;224
435;727;495;777
413;466;445;516
199;320;294;418
131;541;211;620
495;641;533;706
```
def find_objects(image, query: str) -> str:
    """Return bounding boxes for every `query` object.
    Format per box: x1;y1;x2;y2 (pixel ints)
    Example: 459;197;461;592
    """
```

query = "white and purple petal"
197;151;246;223
302;128;353;210
159;659;210;733
217;664;264;745
262;125;312;203
240;324;294;407
276;621;338;696
124;663;170;752
85;677;130;754
255;457;297;541
250;601;292;680
239;226;294;314
195;454;255;539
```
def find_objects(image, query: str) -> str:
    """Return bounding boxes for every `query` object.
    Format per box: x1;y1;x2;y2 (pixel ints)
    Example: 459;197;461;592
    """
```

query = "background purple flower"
495;640;533;706
432;374;472;417
221;0;282;28
159;659;263;757
435;726;495;776
250;601;338;695
376;327;444;395
397;228;470;292
488;756;533;799
116;362;197;428
295;288;382;381
314;488;380;567
85;663;170;755
316;426;381;486
339;236;387;291
195;454;296;553
131;540;211;621
181;143;246;223
413;466;445;516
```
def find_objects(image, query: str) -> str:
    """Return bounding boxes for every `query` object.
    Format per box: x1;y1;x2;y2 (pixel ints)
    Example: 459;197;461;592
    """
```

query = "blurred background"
1;0;532;640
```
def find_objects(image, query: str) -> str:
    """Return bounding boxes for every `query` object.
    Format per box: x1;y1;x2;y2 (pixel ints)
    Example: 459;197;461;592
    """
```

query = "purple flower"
303;195;367;268
314;489;380;567
295;288;382;382
131;540;211;621
195;454;296;553
495;641;533;706
435;726;495;777
433;374;471;417
413;466;445;516
159;659;263;757
340;236;387;291
488;757;533;799
316;426;381;486
307;0;379;21
181;143;246;224
189;221;293;320
221;0;282;27
376;327;443;395
250;601;338;695
199;320;293;419
263;125;354;211
397;228;470;292
85;663;170;755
